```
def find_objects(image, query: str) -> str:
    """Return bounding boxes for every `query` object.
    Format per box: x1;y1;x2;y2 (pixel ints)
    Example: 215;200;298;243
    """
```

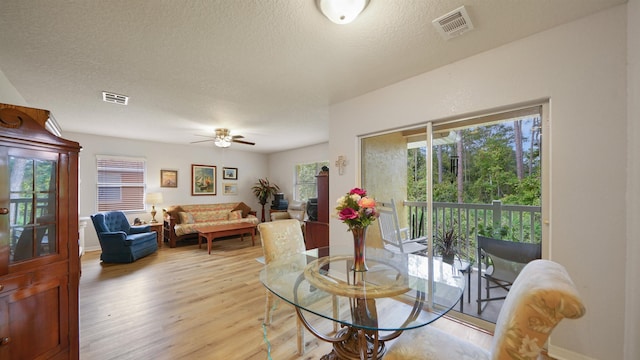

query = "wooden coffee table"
197;222;257;255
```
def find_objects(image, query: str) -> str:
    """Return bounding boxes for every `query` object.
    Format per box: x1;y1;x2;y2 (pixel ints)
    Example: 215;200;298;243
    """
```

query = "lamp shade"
317;0;369;24
146;192;163;205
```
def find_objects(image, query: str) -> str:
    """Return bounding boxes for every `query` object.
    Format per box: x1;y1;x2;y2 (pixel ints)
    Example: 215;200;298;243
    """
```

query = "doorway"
361;104;548;330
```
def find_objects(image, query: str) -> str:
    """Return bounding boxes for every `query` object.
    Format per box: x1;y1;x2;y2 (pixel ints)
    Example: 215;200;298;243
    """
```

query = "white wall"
266;142;329;215
625;0;640;359
329;5;630;359
65;131;269;251
0;68;27;106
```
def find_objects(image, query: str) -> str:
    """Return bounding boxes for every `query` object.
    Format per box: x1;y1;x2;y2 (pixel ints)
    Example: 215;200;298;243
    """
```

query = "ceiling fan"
191;128;255;148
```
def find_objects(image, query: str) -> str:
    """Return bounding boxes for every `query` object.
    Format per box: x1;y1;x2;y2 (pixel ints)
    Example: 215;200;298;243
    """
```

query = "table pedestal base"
320;327;385;360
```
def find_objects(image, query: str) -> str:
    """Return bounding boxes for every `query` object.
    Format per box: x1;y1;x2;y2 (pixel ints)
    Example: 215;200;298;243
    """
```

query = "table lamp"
146;192;164;223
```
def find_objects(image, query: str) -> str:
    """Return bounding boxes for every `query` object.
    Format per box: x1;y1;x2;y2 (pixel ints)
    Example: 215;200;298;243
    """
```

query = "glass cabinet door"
8;153;57;263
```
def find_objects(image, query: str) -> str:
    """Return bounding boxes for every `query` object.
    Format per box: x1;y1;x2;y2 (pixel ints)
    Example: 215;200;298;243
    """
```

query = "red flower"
338;207;359;221
349;188;367;197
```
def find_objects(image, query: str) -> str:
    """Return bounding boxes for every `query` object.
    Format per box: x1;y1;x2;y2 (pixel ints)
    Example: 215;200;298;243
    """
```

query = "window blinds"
96;155;146;212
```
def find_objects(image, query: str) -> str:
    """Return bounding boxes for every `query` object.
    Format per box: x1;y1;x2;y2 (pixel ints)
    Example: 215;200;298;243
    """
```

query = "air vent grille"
102;91;129;105
432;6;474;40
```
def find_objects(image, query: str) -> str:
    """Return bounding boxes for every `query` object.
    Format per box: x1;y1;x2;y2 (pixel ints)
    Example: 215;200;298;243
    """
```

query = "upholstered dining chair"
258;219;308;355
384;259;586;360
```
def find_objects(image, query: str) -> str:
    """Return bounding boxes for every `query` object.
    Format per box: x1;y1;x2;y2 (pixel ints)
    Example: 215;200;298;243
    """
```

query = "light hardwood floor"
80;237;497;360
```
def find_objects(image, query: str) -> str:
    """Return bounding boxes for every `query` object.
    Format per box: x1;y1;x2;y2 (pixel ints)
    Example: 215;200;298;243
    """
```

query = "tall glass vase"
351;226;368;272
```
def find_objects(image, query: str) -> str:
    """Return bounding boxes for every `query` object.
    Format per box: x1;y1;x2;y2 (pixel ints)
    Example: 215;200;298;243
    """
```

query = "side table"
147;222;164;248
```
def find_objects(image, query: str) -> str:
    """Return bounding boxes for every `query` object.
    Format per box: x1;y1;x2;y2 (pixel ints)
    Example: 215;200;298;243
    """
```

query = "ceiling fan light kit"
316;0;369;25
214;128;232;148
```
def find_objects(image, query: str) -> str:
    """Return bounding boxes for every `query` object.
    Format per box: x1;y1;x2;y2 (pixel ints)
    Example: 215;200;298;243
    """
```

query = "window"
96;155;146;211
294;161;329;201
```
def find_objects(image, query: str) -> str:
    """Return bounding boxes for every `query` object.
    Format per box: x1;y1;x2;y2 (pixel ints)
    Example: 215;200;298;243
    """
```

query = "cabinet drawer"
0;273;30;295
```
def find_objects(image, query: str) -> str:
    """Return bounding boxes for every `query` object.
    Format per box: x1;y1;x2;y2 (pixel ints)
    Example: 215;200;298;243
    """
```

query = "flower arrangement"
335;187;378;230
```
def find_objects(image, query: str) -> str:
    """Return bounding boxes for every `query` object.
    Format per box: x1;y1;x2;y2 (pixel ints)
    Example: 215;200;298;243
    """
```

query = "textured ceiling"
0;0;626;153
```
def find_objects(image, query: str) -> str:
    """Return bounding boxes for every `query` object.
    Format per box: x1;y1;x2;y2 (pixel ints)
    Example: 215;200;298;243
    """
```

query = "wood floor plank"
80;237;499;359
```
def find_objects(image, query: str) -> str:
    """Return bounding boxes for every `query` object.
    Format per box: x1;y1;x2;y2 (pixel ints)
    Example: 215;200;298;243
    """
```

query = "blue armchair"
90;211;158;263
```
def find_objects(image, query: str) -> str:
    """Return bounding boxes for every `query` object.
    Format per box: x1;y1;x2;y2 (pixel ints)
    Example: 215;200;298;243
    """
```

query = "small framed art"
223;167;238;180
192;164;216;195
223;182;238;195
160;169;178;188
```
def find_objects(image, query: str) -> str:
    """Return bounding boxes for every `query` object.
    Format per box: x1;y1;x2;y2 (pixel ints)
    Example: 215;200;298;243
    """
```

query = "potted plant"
251;178;280;222
435;226;460;265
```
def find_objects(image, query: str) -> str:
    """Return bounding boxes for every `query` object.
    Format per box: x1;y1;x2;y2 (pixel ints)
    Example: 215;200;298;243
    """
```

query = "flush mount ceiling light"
316;0;369;25
214;128;232;148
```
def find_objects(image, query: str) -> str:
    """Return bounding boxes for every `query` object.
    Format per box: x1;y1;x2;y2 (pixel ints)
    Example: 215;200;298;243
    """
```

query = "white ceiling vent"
102;91;129;105
432;6;474;40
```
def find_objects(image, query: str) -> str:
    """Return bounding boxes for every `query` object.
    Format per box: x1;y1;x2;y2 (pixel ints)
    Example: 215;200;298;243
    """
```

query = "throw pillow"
178;211;195;224
166;205;185;223
228;210;242;220
232;202;252;218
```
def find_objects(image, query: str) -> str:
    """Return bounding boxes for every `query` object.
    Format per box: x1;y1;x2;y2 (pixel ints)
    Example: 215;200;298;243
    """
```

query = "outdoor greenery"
295;161;329;201
9;156;56;226
406;117;543;253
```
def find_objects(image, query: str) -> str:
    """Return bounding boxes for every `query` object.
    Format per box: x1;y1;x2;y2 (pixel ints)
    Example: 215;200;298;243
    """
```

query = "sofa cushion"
174;217;259;237
228;210;242;220
178;211;195;224
232;202;252;218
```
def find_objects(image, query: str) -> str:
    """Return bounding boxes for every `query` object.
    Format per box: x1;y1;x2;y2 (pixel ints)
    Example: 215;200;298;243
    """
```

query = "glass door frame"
357;102;550;331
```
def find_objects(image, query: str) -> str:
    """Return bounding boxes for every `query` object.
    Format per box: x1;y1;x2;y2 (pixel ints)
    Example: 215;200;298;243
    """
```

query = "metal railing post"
492;200;502;233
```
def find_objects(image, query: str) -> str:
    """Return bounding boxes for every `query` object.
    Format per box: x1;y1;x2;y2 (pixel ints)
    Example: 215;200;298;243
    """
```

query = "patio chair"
384;259;585;360
377;199;427;254
476;235;541;314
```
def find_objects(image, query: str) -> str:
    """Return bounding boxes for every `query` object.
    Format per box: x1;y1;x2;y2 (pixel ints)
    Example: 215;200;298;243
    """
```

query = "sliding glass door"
361;105;547;329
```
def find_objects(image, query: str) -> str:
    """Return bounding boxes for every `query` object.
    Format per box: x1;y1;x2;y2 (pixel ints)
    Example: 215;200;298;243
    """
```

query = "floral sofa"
164;202;258;248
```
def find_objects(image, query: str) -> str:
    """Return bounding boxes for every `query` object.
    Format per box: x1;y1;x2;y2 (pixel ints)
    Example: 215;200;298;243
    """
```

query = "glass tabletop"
260;247;465;332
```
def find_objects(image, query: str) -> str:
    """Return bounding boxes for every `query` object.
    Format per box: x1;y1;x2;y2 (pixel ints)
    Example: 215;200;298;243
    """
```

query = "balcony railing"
404;200;542;262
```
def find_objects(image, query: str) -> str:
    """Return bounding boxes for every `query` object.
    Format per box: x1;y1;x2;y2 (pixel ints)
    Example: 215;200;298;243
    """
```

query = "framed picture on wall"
223;167;238;180
160;169;178;188
223;182;238;195
192;164;216;195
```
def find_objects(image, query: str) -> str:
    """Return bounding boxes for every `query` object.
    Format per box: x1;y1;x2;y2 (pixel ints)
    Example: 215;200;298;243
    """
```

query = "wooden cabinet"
305;173;329;249
0;104;80;359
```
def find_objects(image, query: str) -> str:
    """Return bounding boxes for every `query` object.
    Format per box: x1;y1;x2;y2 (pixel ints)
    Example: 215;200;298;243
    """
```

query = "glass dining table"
260;247;465;360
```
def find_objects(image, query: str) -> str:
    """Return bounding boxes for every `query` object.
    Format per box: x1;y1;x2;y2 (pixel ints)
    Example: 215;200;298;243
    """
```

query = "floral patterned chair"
258;219;308;355
384;259;586;360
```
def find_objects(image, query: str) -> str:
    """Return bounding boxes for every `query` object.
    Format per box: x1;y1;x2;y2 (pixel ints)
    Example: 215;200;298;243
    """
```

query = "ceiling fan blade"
232;135;245;139
190;139;215;144
232;139;255;145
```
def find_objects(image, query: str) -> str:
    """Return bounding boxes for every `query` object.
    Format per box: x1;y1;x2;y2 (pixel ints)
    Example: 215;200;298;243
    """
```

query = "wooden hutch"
0;103;80;359
304;172;329;249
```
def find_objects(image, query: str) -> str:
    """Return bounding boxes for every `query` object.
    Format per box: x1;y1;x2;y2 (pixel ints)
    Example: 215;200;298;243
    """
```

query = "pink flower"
338;207;359;221
349;188;367;197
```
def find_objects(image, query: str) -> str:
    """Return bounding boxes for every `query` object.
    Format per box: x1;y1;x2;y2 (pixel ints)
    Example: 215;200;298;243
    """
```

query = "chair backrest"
287;200;307;222
377;199;410;253
12;215;55;261
478;236;541;263
478;235;541;283
491;259;586;359
258;219;306;264
90;211;131;235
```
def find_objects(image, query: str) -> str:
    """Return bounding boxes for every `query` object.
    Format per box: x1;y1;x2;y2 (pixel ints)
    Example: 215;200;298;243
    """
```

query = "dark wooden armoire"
0;103;80;359
305;172;329;249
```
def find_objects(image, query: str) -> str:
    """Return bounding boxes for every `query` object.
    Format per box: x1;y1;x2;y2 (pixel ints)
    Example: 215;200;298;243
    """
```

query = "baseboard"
548;344;596;360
